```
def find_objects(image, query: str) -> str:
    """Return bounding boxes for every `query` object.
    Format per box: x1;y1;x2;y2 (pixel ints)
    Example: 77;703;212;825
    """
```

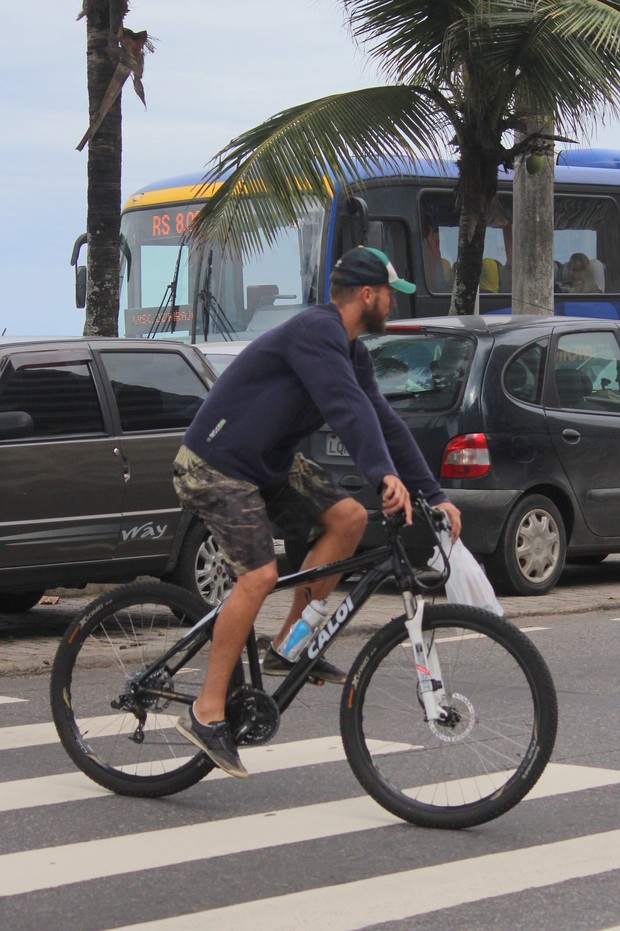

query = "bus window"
210;207;324;338
140;244;189;308
119;205;201;340
420;191;513;294
553;196;619;294
119;202;324;340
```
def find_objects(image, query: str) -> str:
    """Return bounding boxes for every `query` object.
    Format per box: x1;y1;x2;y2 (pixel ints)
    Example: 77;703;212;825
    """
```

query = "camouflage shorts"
173;445;347;575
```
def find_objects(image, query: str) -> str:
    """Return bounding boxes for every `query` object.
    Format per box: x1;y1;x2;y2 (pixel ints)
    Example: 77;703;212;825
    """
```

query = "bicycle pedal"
308;675;325;686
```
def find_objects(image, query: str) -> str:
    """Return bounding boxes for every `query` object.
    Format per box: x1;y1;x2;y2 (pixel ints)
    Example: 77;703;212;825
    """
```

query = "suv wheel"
168;522;234;608
484;494;566;596
0;589;46;613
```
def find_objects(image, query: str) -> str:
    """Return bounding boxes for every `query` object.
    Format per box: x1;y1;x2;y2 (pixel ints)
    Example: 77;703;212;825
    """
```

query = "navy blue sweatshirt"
184;303;446;504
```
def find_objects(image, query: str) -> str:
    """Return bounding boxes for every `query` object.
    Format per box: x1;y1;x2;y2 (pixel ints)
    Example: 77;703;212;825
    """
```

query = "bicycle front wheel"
341;603;557;829
51;581;242;798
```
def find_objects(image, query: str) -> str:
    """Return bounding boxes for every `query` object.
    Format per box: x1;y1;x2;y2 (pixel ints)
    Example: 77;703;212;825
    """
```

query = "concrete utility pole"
512;123;555;316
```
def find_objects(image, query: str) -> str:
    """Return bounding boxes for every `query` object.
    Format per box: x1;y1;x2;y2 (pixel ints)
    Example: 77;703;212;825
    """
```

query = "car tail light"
441;433;490;478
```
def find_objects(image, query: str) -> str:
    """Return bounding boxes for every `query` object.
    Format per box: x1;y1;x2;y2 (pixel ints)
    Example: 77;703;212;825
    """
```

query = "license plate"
326;432;349;457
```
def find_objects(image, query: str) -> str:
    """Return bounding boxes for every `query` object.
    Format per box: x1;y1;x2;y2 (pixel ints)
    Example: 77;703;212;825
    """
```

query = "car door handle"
114;447;131;481
561;429;581;443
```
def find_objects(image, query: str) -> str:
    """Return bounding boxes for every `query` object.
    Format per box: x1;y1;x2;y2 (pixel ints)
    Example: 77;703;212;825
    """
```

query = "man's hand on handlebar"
433;501;461;540
381;475;412;525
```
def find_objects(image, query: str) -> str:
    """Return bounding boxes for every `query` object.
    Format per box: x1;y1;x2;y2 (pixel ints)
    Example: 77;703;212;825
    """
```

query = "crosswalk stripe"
0;737;411;812
107;828;620;931
0;763;618;898
0;714;178;751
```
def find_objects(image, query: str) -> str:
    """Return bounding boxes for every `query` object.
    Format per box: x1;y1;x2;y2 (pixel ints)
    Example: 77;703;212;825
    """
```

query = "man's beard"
360;296;387;334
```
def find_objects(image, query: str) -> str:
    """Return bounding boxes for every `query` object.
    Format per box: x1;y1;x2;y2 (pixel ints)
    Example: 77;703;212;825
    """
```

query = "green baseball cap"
331;246;416;294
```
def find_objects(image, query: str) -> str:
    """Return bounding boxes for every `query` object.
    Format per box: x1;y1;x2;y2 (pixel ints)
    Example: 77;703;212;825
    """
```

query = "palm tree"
192;0;620;316
77;2;152;336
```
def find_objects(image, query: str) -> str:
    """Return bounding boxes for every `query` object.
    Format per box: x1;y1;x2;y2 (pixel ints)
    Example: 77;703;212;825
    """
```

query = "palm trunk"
449;207;487;315
448;140;497;316
83;1;128;336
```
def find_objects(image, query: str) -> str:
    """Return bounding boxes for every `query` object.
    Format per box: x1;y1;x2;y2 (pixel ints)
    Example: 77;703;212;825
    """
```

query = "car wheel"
0;589;46;613
167;521;235;608
484;494;566;596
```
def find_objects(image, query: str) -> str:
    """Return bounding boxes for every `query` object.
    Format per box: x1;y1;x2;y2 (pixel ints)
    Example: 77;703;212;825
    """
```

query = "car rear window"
99;350;208;432
362;332;474;411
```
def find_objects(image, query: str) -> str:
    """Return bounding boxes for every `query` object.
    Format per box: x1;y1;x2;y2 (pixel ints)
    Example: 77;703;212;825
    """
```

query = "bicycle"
51;495;558;829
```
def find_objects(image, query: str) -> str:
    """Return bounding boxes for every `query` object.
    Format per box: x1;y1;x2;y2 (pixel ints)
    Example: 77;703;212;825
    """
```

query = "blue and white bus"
107;148;620;341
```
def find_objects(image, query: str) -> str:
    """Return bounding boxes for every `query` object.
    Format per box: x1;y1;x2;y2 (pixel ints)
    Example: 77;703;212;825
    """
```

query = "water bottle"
279;599;329;661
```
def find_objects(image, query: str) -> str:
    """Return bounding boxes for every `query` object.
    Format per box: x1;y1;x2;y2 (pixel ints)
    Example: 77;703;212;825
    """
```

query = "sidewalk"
1;557;619;678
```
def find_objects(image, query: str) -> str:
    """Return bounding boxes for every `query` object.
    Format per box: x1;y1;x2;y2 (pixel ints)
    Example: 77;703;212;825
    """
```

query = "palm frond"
191;86;451;256
341;0;469;84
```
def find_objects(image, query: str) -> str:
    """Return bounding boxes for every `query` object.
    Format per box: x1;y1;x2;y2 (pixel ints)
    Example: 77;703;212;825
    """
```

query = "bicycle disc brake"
226;686;280;745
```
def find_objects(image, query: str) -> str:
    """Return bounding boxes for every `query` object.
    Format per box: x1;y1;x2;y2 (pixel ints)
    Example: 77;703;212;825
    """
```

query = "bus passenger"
559;253;602;294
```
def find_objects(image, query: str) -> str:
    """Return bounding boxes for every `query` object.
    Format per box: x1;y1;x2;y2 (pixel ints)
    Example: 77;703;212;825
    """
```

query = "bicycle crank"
226;686;280;745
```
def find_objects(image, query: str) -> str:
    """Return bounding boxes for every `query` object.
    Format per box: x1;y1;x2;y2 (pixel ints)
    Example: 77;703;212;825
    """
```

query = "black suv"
303;315;620;596
0;338;229;612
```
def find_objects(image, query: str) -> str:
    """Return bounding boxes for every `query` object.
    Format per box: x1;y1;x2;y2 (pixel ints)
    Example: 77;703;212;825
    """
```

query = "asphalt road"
0;606;618;930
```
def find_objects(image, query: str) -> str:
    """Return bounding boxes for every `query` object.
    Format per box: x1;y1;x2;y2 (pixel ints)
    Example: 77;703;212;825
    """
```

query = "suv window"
99;350;208;431
363;333;473;411
0;362;104;437
504;342;547;405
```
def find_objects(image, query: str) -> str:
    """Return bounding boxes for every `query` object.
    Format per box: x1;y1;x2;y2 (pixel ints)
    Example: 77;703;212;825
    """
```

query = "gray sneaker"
262;644;347;684
175;706;248;778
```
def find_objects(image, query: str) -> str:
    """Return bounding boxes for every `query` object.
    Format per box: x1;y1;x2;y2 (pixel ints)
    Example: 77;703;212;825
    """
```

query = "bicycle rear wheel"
51;581;243;798
340;603;557;829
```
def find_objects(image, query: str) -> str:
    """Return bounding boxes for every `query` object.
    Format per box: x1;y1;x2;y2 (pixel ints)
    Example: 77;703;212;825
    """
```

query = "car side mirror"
0;411;35;440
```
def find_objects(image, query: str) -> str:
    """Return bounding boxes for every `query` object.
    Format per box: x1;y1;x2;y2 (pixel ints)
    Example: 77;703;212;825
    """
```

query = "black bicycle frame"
132;505;449;713
133;541;397;708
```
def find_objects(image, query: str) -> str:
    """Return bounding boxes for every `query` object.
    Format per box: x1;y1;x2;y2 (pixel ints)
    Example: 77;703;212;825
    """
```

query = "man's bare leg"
273;497;367;650
193;559;277;724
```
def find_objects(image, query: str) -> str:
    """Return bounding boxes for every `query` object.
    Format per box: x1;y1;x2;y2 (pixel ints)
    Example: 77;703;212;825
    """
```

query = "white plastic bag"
427;531;504;616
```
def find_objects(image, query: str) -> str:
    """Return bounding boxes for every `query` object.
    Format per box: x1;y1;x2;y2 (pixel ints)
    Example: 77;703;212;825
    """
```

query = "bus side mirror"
346;196;369;245
70;233;88;309
342;199;384;251
75;265;87;309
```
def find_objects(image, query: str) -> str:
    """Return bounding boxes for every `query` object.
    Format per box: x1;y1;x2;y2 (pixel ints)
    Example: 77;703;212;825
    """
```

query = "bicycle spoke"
51;582;221;797
341;605;557;828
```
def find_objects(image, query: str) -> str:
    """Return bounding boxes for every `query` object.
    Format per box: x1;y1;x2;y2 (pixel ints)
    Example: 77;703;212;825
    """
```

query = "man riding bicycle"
173;246;461;778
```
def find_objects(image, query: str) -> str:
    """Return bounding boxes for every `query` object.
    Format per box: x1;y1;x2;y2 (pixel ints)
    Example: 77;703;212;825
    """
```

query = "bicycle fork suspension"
402;594;449;723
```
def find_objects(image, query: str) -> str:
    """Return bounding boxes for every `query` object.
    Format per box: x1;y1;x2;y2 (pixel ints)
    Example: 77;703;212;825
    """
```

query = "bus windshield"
119;201;325;341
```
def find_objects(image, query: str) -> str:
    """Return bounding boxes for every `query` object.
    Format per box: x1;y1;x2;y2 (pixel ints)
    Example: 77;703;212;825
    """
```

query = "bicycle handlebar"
368;494;452;593
369;494;451;532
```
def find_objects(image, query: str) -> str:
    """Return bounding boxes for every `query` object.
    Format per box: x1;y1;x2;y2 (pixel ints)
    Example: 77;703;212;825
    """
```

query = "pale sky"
2;1;620;336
